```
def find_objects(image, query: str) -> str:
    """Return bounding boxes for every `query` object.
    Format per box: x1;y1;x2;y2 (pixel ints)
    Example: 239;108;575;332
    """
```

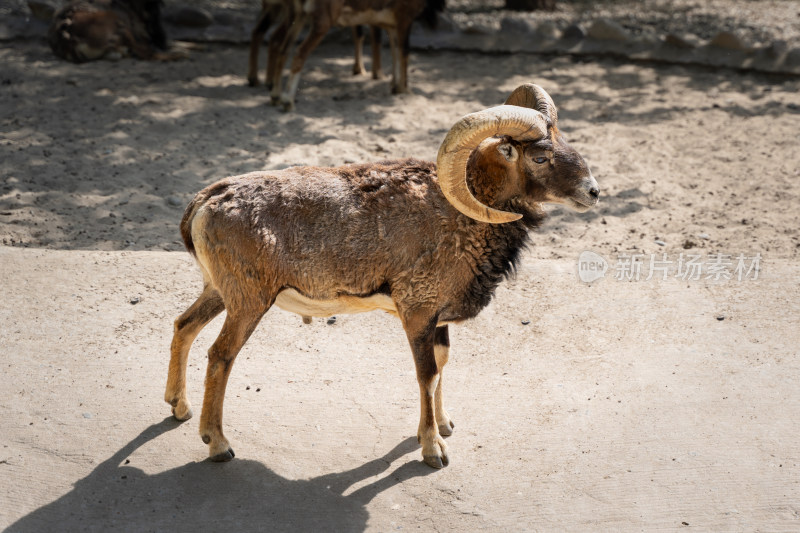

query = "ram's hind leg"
434;326;454;436
165;284;225;421
199;303;269;461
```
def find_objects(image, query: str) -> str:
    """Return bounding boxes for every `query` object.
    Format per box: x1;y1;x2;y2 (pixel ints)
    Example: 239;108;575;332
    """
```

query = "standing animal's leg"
352;26;366;75
265;16;289;97
270;16;306;106
392;21;412;94
280;22;330;111
248;3;273;86
385;26;400;93
434;325;454;436
370;26;382;79
165;284;225;421
199;303;269;461
403;312;449;468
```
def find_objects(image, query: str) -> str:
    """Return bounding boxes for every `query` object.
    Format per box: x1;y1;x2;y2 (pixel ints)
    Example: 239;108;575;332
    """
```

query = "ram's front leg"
403;312;449;468
434;325;454;436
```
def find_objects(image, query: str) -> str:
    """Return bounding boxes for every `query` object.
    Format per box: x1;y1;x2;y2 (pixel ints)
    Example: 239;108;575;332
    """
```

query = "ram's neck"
444;201;546;322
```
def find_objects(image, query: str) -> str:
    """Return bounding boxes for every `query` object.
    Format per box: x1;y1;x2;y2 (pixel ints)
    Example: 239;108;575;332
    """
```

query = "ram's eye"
533;156;548;164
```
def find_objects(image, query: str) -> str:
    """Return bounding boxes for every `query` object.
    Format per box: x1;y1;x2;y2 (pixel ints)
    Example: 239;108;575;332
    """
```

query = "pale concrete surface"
1;247;797;531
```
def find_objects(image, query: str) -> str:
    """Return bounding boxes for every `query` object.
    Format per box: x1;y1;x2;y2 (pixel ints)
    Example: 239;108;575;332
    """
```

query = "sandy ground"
1;31;800;531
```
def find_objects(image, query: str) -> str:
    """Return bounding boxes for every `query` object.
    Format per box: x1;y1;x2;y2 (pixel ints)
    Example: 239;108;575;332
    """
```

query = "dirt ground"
1;21;800;532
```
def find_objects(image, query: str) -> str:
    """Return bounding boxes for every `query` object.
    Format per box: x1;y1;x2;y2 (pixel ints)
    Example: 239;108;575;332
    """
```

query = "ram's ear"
497;142;518;163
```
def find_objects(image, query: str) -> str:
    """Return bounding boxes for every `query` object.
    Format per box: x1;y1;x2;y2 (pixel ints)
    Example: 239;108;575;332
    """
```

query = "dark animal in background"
48;0;179;62
164;84;600;469
248;1;384;91
248;0;445;111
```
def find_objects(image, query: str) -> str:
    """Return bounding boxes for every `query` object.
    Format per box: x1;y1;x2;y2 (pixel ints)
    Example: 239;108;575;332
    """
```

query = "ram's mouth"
566;196;598;213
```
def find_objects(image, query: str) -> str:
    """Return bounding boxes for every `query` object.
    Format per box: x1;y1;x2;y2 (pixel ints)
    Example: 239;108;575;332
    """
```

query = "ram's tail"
179;180;232;258
179;195;201;258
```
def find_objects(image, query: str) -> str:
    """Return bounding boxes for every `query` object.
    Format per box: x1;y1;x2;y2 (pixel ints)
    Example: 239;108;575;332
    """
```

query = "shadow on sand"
6;418;431;533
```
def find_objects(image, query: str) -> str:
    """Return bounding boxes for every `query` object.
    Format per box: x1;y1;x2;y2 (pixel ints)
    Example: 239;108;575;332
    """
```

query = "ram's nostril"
589;187;600;200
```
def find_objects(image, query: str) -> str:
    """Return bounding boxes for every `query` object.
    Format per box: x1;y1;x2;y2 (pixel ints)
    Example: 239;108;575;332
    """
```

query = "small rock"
682;240;696;250
697;233;710;240
536;21;561;41
716;315;725;321
561;24;586;42
785;48;800;69
709;31;748;51
664;33;700;49
766;40;789;57
654;240;666;246
83;412;92;419
327;316;337;325
167;195;182;207
587;19;630;42
129;296;141;305
500;16;535;35
521;319;530;325
164;6;214;28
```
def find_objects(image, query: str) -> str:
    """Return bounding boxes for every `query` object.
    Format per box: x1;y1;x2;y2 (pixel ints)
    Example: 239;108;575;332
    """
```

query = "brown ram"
165;84;599;468
48;0;178;63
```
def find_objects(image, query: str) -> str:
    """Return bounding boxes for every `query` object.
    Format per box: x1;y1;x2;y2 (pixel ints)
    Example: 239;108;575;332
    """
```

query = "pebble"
709;31;748;51
587;18;630;42
654;240;666;246
167;196;182;207
327;316;337;325
130;296;141;305
697;233;710;240
83;412;92;419
561;23;586;41
716;315;725;321
521;319;530;325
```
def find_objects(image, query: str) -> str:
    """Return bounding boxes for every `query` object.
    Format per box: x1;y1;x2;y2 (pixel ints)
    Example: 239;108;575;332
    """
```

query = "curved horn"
436;104;549;224
505;83;558;127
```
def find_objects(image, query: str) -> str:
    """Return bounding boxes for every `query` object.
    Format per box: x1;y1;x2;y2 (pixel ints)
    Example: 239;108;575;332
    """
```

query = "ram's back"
181;158;453;301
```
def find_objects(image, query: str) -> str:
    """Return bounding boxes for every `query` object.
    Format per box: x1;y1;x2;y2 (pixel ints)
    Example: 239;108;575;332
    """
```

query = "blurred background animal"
48;0;186;62
248;0;445;111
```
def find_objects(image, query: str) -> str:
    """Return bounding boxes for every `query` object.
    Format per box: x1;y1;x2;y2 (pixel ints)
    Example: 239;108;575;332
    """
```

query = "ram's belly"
274;288;398;318
337;8;396;27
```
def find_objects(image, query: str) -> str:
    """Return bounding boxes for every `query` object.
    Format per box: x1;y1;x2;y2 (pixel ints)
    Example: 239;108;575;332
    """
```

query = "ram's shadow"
6;418;429;533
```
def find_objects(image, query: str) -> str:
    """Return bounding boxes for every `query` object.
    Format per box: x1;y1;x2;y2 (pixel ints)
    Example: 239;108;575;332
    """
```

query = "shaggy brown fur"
165;97;597;469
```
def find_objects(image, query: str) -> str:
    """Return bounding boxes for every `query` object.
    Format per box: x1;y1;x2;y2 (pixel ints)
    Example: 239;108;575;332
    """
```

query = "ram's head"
437;83;599;223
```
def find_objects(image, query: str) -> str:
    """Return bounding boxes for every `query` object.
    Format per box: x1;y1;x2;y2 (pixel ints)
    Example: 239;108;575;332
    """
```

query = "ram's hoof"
438;420;454;437
247;77;259;87
280;100;295;112
269;96;280;106
423;454;448;469
171;400;193;421
210;448;235;462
